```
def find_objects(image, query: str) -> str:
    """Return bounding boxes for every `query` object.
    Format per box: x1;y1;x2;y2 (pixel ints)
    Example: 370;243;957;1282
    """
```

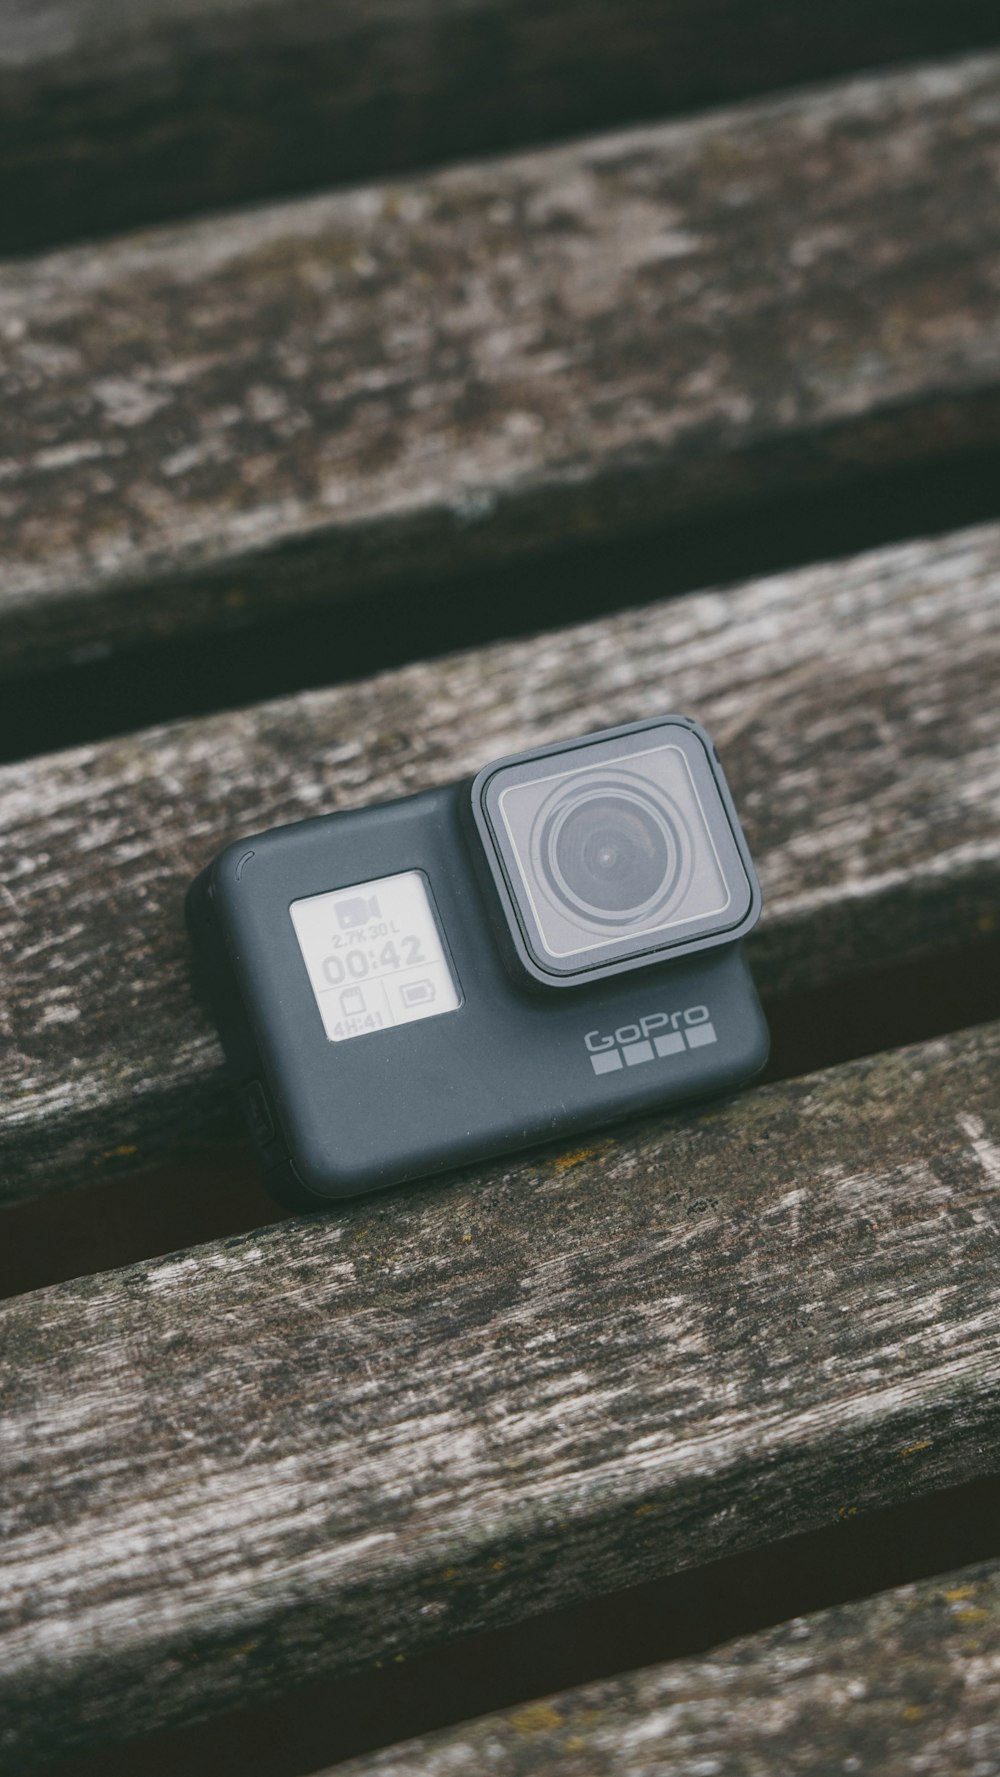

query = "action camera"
186;715;768;1207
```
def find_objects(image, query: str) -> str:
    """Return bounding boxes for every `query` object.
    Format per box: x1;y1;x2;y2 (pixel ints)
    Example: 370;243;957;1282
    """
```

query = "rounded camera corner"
470;753;500;809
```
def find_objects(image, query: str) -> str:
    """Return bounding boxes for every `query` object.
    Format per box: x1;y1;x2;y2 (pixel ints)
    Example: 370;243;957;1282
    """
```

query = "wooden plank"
2;521;998;1205
333;1559;1000;1776
4;53;1000;679
2;1019;999;1767
2;1;998;256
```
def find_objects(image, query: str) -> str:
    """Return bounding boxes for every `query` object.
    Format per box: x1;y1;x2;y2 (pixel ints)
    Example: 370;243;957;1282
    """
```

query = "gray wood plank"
2;521;998;1205
4;53;1000;677
2;1019;999;1768
2;1;998;255
333;1558;1000;1776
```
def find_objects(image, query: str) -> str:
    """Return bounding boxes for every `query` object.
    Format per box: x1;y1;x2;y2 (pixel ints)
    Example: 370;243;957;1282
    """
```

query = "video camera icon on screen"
335;894;381;930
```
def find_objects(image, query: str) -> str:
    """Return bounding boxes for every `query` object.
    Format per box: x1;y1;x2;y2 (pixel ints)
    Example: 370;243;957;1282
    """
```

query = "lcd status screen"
290;870;461;1042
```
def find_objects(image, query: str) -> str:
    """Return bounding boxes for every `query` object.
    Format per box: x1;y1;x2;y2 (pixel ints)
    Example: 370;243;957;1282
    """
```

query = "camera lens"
538;778;685;925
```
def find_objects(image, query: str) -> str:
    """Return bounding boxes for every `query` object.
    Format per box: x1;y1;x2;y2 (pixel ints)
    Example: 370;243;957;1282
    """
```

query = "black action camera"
186;716;768;1207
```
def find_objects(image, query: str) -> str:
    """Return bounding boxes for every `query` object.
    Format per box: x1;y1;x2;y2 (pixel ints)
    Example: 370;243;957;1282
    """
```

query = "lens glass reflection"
541;782;682;922
490;730;746;967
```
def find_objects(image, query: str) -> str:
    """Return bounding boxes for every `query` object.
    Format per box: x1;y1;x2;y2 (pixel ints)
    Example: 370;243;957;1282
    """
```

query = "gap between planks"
327;1555;1000;1777
3;0;1000;254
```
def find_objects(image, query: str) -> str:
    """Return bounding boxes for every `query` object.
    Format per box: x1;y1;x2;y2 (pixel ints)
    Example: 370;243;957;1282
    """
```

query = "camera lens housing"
471;716;760;984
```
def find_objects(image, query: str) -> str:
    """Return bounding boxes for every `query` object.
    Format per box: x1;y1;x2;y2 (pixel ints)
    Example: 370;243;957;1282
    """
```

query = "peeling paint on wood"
332;1558;1000;1776
1;522;998;1203
1;1022;999;1767
3;55;1000;673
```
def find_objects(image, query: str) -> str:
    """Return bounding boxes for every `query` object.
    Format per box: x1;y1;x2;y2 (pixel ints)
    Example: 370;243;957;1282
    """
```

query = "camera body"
186;716;768;1206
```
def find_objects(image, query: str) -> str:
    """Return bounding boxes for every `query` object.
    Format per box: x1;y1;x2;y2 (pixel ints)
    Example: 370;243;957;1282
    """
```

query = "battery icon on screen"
400;980;436;1008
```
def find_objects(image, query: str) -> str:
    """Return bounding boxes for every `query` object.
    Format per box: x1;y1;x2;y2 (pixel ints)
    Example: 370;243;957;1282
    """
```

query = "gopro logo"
584;1005;717;1074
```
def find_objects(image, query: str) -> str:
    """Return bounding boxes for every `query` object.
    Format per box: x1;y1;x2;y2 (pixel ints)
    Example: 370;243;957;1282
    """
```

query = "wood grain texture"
2;0;999;255
333;1558;1000;1776
2;1020;1000;1768
2;521;998;1205
4;53;1000;677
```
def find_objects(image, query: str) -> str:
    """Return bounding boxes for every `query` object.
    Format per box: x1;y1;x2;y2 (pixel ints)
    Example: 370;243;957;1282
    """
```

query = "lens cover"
471;716;760;983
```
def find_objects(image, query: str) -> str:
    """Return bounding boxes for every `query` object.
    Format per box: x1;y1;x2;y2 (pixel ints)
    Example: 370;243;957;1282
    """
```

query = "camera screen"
482;724;753;976
290;870;461;1042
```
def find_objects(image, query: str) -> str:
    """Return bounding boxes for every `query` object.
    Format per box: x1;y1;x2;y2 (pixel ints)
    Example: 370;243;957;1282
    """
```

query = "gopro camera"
186;716;768;1207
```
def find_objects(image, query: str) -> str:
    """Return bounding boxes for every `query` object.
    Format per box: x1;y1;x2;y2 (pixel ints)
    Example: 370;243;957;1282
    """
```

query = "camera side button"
241;1078;276;1148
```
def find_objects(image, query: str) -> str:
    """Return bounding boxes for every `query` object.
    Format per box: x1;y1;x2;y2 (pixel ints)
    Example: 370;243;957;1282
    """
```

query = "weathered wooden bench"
2;6;1000;1773
5;50;1000;683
